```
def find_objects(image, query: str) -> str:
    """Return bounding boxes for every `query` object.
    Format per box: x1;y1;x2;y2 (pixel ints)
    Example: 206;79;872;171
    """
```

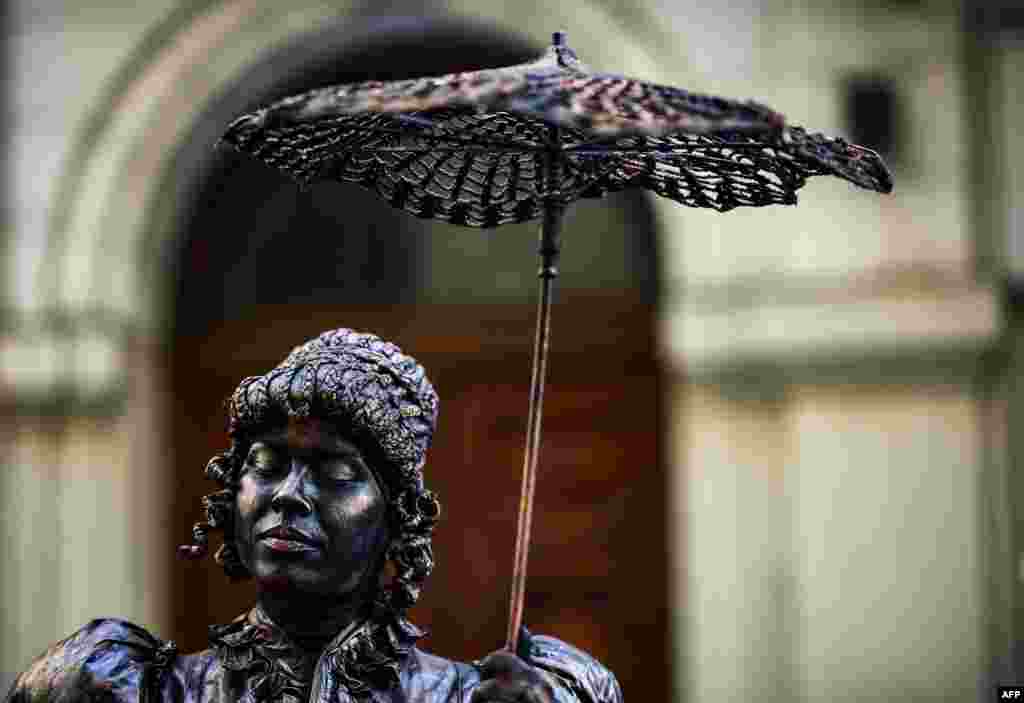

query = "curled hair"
176;448;250;580
179;328;442;617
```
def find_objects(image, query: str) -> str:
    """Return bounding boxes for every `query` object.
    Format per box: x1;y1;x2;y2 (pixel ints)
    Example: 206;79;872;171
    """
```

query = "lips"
257;524;322;547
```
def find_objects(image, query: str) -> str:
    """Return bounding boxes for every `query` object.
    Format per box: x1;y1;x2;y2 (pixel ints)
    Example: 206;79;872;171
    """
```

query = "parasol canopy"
219;31;892;654
221;33;891;223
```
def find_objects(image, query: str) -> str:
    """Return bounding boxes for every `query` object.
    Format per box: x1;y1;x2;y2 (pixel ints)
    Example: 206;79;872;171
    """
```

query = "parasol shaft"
506;138;564;654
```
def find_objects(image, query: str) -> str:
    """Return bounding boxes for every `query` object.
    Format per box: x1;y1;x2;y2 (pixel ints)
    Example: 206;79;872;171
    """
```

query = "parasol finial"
552;31;576;69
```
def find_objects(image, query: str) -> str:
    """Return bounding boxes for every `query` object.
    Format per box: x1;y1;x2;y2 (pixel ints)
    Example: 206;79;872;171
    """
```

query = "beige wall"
679;378;991;701
791;387;982;699
677;384;795;701
2;1;181;686
1;343;171;683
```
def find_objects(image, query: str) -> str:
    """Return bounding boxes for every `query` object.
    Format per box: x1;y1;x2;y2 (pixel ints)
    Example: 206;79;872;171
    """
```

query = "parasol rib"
331;122;546;151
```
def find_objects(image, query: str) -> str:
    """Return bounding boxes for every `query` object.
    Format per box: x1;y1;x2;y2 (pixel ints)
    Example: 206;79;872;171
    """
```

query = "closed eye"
319;453;362;482
245;443;288;476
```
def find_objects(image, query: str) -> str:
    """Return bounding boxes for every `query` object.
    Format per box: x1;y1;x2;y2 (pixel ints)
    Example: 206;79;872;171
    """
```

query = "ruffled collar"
209;605;425;702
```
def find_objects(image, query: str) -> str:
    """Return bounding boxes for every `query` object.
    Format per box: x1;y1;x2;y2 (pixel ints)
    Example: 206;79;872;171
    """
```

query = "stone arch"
45;0;683;350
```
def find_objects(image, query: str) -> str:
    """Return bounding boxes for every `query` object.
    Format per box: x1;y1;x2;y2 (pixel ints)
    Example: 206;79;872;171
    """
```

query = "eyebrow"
252;436;364;459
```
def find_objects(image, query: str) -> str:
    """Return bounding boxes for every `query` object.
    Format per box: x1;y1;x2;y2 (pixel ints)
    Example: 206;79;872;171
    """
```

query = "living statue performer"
5;329;622;703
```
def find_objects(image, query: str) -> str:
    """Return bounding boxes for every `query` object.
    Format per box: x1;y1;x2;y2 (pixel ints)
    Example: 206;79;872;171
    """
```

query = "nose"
270;461;314;515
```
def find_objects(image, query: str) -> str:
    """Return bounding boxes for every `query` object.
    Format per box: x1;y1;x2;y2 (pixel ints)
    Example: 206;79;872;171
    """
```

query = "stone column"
0;0;178;686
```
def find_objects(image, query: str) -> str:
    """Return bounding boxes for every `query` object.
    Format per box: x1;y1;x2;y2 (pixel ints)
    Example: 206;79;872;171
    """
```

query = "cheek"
328;490;381;527
324;488;389;548
233;479;262;557
236;480;260;520
235;480;260;519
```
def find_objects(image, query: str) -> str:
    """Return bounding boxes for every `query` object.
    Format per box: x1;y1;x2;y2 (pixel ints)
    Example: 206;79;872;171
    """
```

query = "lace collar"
209;605;425;702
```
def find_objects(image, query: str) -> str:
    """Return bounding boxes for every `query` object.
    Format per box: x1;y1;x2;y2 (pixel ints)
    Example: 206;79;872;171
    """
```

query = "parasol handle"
505;147;565;654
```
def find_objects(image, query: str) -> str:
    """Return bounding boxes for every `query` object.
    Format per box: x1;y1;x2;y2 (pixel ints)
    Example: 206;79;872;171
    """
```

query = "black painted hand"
470;650;557;703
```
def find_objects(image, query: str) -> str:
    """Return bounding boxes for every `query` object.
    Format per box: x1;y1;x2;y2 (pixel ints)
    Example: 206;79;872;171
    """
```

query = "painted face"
234;416;390;597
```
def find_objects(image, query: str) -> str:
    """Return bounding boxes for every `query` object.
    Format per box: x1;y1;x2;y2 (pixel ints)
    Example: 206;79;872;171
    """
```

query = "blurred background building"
1;1;1022;701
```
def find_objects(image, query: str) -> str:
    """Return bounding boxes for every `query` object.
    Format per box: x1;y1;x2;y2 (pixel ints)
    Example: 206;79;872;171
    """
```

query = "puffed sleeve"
4;619;180;703
519;631;623;703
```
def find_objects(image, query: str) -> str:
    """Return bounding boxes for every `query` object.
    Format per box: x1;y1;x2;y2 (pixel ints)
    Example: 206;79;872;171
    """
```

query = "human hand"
470;629;557;703
470;651;556;703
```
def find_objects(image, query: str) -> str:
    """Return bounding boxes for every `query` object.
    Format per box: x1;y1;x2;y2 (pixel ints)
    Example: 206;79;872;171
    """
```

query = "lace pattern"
209;607;425;703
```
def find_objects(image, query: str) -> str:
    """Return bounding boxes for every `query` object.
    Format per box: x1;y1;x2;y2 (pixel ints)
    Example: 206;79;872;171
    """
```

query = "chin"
255;571;297;594
253;560;365;597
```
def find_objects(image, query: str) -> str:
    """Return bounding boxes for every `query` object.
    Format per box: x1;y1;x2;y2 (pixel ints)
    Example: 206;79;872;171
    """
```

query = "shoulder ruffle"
4;619;179;703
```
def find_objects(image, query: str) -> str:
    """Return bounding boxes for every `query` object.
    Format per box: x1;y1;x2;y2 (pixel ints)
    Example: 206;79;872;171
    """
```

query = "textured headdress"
219;328;438;493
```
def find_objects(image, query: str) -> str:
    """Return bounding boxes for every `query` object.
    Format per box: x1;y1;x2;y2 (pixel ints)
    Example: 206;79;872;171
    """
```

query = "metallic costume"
5;610;622;703
5;329;622;703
